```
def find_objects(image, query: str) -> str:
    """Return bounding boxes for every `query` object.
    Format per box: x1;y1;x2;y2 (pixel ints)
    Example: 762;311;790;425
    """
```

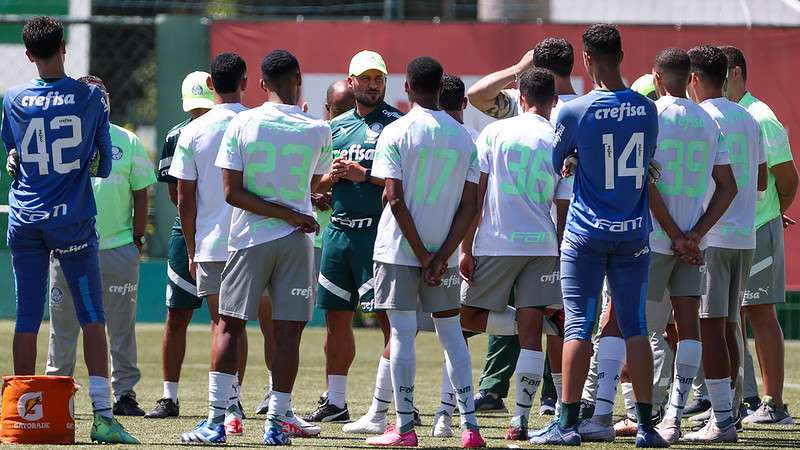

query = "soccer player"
529;24;666;447
180;49;330;445
365;56;485;449
325;79;355;120
466;37;578;412
721;45;798;425
683;45;766;443
45;75;156;417
168;52;249;437
145;71;213;419
457;68;571;441
641;48;739;443
307;51;400;427
1;16;137;444
440;74;479;139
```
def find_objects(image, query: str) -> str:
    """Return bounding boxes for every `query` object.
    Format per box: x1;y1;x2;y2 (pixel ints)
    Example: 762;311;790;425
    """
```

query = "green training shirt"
158;118;191;231
739;92;794;229
92;124;157;250
329;102;403;225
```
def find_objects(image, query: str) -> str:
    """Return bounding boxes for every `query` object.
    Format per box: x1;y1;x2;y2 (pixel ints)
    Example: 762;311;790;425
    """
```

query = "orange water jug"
1;375;78;444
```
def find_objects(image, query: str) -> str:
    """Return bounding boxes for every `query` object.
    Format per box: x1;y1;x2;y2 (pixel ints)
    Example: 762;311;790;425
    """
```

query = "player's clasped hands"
672;232;704;266
331;156;367;183
458;253;476;287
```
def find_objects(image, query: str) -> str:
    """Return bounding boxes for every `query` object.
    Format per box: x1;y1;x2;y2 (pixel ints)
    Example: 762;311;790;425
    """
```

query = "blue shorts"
560;231;650;341
8;219;103;333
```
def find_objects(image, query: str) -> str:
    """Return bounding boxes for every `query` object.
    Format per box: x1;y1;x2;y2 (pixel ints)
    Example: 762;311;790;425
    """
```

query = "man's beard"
355;91;384;108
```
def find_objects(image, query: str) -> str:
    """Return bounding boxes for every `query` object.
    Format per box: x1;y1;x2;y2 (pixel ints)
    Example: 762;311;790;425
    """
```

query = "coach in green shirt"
46;75;157;416
722;46;798;425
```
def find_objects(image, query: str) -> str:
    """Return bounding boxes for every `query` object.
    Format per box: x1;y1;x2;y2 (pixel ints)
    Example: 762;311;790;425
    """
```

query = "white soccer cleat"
282;410;321;437
431;410;454;438
577;414;615;442
342;412;388;435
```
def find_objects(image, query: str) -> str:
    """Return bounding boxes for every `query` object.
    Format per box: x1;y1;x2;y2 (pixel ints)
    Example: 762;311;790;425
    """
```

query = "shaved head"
325;79;355;120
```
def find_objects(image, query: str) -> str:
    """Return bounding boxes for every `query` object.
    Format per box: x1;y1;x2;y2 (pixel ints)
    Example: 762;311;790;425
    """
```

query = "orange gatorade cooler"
1;375;78;444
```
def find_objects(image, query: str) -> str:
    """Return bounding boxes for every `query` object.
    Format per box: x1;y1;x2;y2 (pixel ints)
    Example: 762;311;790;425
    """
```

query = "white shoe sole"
342;420;386;434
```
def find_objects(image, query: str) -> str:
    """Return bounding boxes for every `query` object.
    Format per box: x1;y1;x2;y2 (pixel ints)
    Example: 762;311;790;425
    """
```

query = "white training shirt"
372;105;480;267
169;103;247;262
649;96;729;255
215;102;332;251
503;89;578;125
700;97;766;250
473;112;571;256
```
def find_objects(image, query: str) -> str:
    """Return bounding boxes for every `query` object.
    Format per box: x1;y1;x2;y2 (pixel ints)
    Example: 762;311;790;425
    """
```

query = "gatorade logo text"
17;392;44;422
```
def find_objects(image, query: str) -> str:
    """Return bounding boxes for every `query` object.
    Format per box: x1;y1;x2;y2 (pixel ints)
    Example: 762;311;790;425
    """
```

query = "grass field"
3;320;800;449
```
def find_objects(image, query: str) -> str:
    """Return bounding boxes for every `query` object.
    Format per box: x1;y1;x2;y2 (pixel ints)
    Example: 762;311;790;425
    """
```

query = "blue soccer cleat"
180;419;226;444
529;420;581;446
264;420;292;446
636;426;670;448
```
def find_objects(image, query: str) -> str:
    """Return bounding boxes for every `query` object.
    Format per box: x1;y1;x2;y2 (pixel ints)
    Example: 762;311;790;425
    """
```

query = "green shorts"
317;225;377;312
165;227;204;310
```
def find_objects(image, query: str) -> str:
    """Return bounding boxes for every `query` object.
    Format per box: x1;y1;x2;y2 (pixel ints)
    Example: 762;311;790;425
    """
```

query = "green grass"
3;321;800;448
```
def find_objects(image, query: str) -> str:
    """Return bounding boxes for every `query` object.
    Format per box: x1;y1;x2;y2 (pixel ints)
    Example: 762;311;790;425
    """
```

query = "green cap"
631;73;657;99
348;50;388;77
181;71;214;112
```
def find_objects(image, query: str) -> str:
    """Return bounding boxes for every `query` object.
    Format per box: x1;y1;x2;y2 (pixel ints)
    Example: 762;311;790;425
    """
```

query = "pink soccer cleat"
462;429;486;448
224;416;244;437
366;428;418;447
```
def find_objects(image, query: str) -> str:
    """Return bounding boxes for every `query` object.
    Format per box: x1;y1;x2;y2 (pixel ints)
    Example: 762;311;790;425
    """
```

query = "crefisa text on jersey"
20;91;76;110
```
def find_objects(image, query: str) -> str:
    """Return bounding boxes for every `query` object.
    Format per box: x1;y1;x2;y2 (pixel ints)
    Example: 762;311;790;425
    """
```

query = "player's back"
2;77;110;229
700;97;763;249
554;89;658;241
373;106;478;265
650;96;725;254
474;113;565;257
216;101;331;250
172;103;246;260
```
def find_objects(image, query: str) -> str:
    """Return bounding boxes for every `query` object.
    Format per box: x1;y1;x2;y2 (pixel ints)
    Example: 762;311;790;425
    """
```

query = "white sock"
513;349;545;421
706;377;733;425
230;373;241;407
268;371;273;393
89;376;113;418
368;357;393;416
438;361;457;416
163;381;179;401
552;372;563;402
485;306;517;335
621;382;636;419
594;336;626;416
433;315;479;431
328;375;347;408
388;310;417;433
665;339;702;421
208;371;236;424
268;390;292;421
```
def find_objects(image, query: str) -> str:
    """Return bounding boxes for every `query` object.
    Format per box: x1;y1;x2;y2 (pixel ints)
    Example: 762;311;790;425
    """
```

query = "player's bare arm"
383;177;432;267
555;198;569;245
687;163;737;243
771;161;799;226
428;181;478;286
176;179;198;277
758;161;768;192
458;173;487;285
132;187;148;252
222;168;319;234
467;50;533;119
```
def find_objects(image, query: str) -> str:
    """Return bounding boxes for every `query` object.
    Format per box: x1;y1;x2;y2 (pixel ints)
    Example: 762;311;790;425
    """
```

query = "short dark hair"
22;16;64;59
439;74;465;111
406;56;443;95
688;45;728;89
719;45;747;80
533;38;574;77
78;75;107;94
654;48;690;80
211;52;247;94
519;68;555;106
261;49;300;84
582;24;622;60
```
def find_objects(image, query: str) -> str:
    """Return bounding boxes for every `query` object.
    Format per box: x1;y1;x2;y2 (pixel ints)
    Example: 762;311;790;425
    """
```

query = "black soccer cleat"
683;397;711;416
144;397;179;419
303;399;350;423
113;392;145;416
